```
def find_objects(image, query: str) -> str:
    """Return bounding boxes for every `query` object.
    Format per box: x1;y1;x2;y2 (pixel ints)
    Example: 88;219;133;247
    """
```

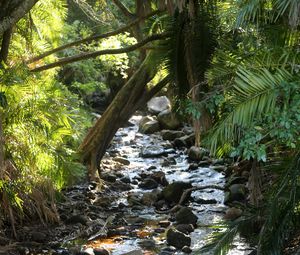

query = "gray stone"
101;173;117;183
175;207;198;225
141;145;167;158
162;182;192;203
161;130;185;141
139;116;155;128
182;246;192;253
139;178;159;190
174;134;195;148
157;110;181;130
93;248;110;255
166;228;191;249
138;239;156;249
175;224;194;234
188;146;208;161
147;96;171;114
142;190;160;206
225;184;247;203
150;171;168;186
140;120;160;134
113;157;130;165
224;207;243;220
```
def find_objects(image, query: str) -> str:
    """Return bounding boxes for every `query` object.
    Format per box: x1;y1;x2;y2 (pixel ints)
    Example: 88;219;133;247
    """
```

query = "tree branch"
0;0;39;35
30;33;170;72
112;0;134;18
27;10;161;64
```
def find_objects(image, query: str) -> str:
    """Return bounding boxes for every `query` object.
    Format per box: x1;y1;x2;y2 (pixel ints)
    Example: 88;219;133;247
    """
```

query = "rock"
65;214;88;225
224;184;247;203
111;181;132;191
175;224;194;234
150;171;168;186
147;96;171;114
120;176;131;183
159;220;171;228
142;190;160;205
211;165;226;172
157;110;181;130
139;116;155;128
224;207;243;220
141;145;167;158
188;163;198;170
188;146;208;161
119;249;143;255
198;160;211;167
127;193;142;206
93;248;110;255
101;173;117;183
139;178;159;190
195;198;217;204
225;176;247;187
174;134;195;148
175;207;198;225
138;239;156;249
162;157;177;167
140;120;160;134
166;228;191;249
182;246;192;253
31;231;47;242
161;130;185;141
162;182;192;203
81;248;95;255
113;157;130;165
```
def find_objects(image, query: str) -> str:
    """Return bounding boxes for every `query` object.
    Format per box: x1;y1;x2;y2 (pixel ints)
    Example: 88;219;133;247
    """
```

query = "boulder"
174;134;195;148
141;145;167;158
150;171;169;186
119;249;143;255
139;116;155;128
188;146;208;161
157;110;181;130
224;207;243;220
175;207;198;225
93;248;110;255
161;130;185;141
139;120;160;134
162;182;192;203
175;224;194;234
224;184;247;204
101;173;117;183
141;190;160;206
139;178;159;190
147;96;171;114
113;157;130;165
166;228;191;249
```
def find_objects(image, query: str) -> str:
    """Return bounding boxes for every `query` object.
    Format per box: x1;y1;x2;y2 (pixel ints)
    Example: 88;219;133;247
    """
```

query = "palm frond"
207;68;292;154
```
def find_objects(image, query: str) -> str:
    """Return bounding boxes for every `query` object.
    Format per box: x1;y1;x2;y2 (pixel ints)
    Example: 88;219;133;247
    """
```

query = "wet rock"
101;173;117;183
198;160;211;167
211;165;227;172
182;246;192;253
175;207;198;225
142;189;160;205
166;228;191;249
111;180;132;191
224;207;243;220
138;239;156;249
162;182;192;203
147;165;157;170
195;198;217;204
141;145;167;158
81;248;95;255
127;193;143;206
119;249;143;255
65;214;88;225
113;157;130;165
173;134;195;148
175;224;194;234
120;176;131;183
139;116;155;128
188;146;208;161
150;171;168;186
224;184;247;203
154;228;165;233
161;130;185;141
93;248;110;255
140;120;160;134
157;110;181;130
139;178;159;190
147;96;171;114
162;157;177;167
159;220;171;228
188;163;198;170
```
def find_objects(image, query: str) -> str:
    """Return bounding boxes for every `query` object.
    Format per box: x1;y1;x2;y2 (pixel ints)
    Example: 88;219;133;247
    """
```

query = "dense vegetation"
0;0;299;254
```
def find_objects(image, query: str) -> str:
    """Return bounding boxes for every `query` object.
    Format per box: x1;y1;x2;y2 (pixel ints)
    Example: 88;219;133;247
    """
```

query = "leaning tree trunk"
79;53;167;181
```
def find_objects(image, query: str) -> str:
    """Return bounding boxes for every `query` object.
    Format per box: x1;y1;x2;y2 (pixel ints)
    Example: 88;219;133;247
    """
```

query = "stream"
7;114;253;255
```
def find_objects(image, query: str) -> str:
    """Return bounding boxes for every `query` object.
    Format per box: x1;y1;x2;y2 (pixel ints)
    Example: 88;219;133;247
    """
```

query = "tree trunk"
79;53;164;180
0;28;12;63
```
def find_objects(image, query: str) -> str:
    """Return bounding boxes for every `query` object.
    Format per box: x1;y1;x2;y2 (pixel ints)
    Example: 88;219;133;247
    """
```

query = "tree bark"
79;53;168;180
0;0;39;35
0;28;12;63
